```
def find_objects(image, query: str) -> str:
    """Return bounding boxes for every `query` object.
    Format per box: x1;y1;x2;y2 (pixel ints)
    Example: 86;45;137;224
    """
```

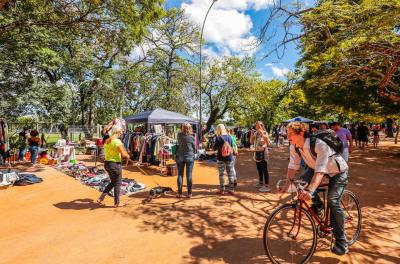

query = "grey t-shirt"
176;133;196;162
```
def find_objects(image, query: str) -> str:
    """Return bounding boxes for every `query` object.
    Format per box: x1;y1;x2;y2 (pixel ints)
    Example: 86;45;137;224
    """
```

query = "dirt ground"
1;139;399;264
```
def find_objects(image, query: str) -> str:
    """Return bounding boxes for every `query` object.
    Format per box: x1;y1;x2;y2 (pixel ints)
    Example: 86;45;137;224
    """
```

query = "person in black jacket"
176;123;196;198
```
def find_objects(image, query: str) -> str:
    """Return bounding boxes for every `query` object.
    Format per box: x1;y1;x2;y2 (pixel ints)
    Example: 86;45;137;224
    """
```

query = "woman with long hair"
250;121;271;192
97;126;130;207
213;124;235;195
176;123;196;198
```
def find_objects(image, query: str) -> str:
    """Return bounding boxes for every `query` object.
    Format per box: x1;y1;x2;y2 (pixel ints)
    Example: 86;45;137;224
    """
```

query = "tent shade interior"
125;108;198;125
282;116;314;124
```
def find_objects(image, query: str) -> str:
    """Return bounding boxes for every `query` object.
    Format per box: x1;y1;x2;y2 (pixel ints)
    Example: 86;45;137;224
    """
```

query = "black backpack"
295;129;344;158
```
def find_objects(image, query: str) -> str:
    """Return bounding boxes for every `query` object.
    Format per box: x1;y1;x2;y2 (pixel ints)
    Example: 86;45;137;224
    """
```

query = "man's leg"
328;171;349;255
342;148;349;162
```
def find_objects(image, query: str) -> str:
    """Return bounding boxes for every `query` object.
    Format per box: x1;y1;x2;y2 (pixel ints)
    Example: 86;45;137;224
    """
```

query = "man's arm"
347;133;353;152
307;172;324;192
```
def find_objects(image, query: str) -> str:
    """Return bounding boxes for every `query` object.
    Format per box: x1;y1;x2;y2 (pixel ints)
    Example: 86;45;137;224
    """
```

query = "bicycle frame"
288;185;333;239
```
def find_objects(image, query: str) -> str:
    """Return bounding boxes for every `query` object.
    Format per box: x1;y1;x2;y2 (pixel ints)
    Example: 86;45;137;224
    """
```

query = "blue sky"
166;0;311;80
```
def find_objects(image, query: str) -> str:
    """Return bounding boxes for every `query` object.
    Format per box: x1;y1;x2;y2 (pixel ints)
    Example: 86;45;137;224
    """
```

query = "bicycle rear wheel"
263;204;317;264
341;190;362;246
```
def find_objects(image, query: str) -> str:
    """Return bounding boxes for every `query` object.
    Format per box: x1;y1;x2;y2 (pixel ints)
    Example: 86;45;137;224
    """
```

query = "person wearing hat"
97;126;130;207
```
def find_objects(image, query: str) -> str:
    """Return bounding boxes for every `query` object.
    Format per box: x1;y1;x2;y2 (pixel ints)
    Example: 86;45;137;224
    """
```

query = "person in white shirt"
284;121;349;256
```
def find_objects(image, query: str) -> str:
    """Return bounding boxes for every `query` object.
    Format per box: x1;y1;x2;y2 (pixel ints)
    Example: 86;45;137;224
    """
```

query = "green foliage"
297;0;400;116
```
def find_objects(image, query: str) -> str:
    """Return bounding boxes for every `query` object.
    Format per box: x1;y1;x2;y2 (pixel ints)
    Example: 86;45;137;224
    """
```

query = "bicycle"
263;178;362;263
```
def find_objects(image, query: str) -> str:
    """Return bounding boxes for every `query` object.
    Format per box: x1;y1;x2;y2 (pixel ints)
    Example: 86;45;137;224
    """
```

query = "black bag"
295;129;344;157
254;150;265;162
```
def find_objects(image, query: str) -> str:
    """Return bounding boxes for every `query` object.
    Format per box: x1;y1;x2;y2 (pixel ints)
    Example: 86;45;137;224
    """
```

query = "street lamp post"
199;0;217;138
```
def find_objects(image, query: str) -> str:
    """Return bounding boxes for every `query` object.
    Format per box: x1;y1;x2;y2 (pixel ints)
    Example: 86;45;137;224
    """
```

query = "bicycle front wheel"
341;190;362;246
263;204;317;264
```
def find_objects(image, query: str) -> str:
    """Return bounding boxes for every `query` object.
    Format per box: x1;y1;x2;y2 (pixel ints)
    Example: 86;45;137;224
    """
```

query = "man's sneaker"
331;243;349;255
255;183;264;188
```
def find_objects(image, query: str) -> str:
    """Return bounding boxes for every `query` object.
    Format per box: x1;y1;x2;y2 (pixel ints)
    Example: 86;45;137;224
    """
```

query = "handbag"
254;149;265;162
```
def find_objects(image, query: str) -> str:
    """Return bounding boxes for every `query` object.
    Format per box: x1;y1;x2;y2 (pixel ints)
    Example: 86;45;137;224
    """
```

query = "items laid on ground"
54;163;146;196
14;174;43;186
0;169;43;188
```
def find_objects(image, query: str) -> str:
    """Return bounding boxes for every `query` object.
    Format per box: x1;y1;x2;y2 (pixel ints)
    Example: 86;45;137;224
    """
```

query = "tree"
200;56;257;130
231;77;311;130
297;0;400;109
259;0;400;115
0;0;164;125
142;8;200;114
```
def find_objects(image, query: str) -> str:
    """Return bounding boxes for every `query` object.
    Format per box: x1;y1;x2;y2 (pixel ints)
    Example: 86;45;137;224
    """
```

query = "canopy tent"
282;116;314;124
124;108;199;133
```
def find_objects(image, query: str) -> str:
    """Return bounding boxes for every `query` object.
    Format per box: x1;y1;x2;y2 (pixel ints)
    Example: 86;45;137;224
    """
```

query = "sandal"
186;193;192;199
176;193;183;198
114;203;126;208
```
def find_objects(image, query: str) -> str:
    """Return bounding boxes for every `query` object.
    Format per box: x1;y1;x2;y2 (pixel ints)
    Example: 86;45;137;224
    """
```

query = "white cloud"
266;63;290;77
182;0;273;57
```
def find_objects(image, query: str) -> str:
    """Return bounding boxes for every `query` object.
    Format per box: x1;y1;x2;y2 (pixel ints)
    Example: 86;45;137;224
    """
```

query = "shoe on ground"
186;193;192;199
331;243;349;255
216;190;225;195
259;186;271;192
227;190;235;195
255;183;264;188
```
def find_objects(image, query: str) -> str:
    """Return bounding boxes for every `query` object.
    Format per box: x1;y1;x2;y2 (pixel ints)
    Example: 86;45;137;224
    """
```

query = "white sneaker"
259;186;271;192
255;183;264;188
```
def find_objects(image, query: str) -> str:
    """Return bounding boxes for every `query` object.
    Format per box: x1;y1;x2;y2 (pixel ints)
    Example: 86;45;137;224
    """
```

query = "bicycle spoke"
264;204;317;263
341;190;362;246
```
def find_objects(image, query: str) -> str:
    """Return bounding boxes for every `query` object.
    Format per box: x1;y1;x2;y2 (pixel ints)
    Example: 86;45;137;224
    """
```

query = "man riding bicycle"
285;121;349;255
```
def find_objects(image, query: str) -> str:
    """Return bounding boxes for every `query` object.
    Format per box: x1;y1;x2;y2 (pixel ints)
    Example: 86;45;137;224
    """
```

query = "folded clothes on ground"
14;174;43;186
54;162;146;196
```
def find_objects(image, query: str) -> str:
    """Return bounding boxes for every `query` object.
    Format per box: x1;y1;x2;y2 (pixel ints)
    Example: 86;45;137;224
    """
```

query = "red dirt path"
1;140;399;264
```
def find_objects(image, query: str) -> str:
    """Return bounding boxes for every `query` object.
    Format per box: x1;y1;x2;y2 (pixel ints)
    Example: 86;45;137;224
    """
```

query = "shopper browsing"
176;123;196;198
97;126;130;207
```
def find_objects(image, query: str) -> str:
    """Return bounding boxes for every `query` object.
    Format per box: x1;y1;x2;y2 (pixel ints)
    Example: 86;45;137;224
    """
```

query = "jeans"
256;160;269;185
217;160;235;191
300;168;348;246
19;147;27;161
176;159;194;194
342;148;349;162
101;161;122;205
29;146;39;164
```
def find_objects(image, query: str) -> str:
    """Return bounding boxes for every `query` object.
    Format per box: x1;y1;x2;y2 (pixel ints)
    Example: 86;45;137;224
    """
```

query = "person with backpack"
250;121;271;192
282;121;349;255
213;124;235;195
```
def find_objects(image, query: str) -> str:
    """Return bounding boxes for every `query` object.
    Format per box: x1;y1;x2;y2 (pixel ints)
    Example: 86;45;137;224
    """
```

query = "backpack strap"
309;135;318;157
294;145;302;158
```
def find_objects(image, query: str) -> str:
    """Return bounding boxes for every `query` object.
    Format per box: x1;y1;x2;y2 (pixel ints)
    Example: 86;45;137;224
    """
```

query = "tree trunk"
206;108;220;131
